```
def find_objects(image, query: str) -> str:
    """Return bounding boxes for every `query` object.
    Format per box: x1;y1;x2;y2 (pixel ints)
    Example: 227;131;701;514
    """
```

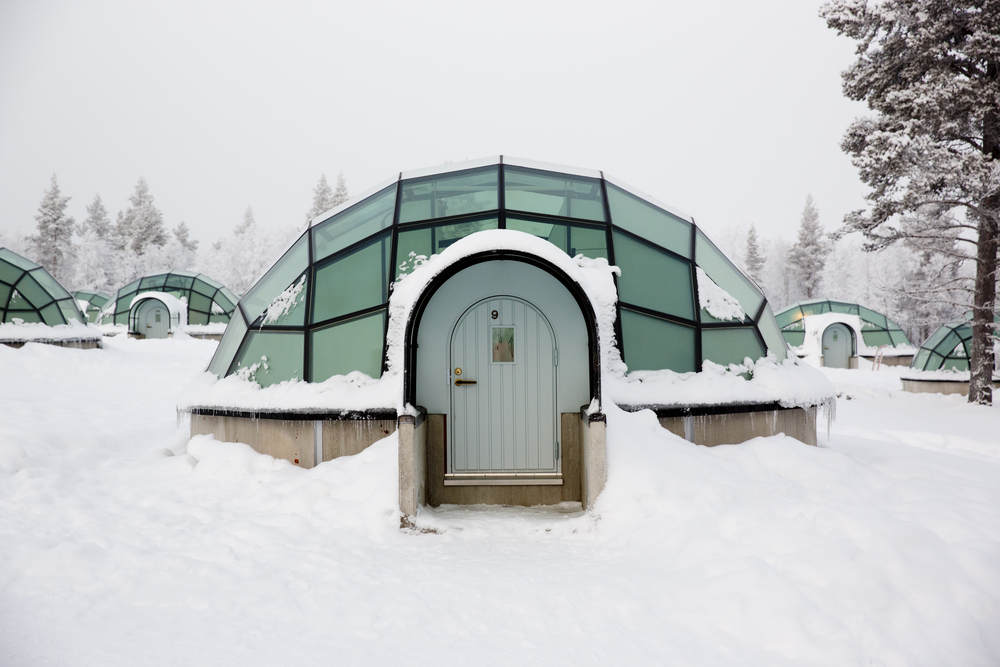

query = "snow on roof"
129;292;186;324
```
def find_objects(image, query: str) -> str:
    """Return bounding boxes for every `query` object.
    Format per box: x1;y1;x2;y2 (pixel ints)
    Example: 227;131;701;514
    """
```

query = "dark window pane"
504;167;605;222
859;306;887;328
312;234;389;323
606;183;690;258
0;283;10;308
313;185;396;261
830;302;859;314
233;331;304;387
0;261;23;285
188;310;209;325
14;274;53;308
242;233;309;323
192;279;216;297
695;229;763;319
311;310;386;381
861;330;893;347
139;275;167;290
782;330;806;348
39;302;63;324
620;308;696;372
702;327;766;367
210;313;231;324
396;218;498;277
614;231;694;320
506;217;608;260
189;292;212;313
398;166;499;224
799;302;829;317
165;274;195;290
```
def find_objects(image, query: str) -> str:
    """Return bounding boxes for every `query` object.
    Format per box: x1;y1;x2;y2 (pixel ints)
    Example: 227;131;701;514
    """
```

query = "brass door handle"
455;379;477;386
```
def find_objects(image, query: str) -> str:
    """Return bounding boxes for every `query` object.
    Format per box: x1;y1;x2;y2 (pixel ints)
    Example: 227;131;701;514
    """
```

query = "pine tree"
305;174;336;224
787;195;829;299
116;177;167;255
821;0;1000;404
82;194;111;239
332;172;349;207
28;174;76;283
745;224;764;284
173;221;198;253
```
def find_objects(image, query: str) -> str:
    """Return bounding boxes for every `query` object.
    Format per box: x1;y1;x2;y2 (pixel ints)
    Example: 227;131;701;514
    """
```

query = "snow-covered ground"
1;339;998;666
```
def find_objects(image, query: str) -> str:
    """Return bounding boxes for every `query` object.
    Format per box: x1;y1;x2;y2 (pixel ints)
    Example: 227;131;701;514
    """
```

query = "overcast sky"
0;0;868;247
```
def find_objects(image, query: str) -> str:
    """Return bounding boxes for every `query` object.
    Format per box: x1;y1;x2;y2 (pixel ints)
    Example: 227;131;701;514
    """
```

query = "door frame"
447;294;559;477
822;322;855;368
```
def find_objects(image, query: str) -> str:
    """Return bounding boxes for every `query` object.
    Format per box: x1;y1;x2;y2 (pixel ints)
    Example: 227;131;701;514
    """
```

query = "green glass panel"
188;292;211;313
606;183;690;258
0;283;10;308
861;330;893;347
165;274;195;290
139;275;166;290
208;314;249;375
937;330;964;358
757;306;788;361
198;275;222;289
831;302;858;314
504;167;605;222
39;302;63;324
311;310;386;381
188;310;209;325
219;287;239;305
620;308;696;373
888;330;910;346
782;330;806;348
0;261;23;285
6;309;43;323
695;230;763;319
922;325;952;351
398;167;499;224
613;231;694;320
799;302;829;317
242;233;309;323
0;249;36;270
912;348;930;370
192;279;216;297
506;217;608;260
395;218;498;277
259;273;307;326
702;327;767;367
14;274;53;308
58;299;83;324
29;269;71;300
312;236;388;323
214;292;235;311
313;184;396;262
210;313;231;324
942;356;970;371
774;307;801;328
233;331;304;388
859;306;887;328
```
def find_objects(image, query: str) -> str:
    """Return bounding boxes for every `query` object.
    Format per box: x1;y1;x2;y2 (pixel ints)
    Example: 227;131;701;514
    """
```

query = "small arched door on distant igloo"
822;323;853;369
449;295;558;480
137;299;169;338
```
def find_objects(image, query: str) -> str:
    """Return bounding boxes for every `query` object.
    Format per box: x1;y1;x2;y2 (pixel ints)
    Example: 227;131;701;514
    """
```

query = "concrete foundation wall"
398;415;427;518
2;338;101;349
580;412;607;509
189;413;396;468
861;355;913;367
900;379;1000;396
657;406;818;447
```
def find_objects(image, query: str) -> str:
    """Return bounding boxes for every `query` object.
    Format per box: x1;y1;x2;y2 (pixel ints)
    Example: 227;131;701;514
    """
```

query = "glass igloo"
909;313;999;373
1;248;85;325
73;291;110;323
207;157;786;386
775;299;911;349
101;271;238;328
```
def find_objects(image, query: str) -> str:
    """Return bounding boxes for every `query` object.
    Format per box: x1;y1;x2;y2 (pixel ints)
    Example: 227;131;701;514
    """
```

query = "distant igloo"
0;247;100;349
101;270;238;340
73;290;110;323
774;299;915;368
182;157;831;518
902;313;1000;395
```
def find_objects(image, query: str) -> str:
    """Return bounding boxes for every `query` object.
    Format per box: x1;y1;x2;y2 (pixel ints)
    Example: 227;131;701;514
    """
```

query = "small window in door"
491;327;514;363
155;312;162;322
833;332;838;341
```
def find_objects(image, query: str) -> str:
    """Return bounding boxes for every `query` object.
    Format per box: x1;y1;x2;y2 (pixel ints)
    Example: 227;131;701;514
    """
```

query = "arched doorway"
822;323;854;368
135;299;169;338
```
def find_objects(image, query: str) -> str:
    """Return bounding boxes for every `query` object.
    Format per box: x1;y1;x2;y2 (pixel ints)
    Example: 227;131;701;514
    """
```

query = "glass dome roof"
207;157;788;387
774;299;911;349
0;248;85;325
73;290;110;323
910;313;999;372
101;271;238;327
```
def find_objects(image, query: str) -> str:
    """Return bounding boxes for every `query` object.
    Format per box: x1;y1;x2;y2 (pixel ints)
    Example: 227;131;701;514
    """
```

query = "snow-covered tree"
72;226;111;293
821;0;1000;404
760;236;795;310
81;194;111;239
200;206;278;296
28;174;76;283
745;224;764;284
305;174;336;225
115;177;167;255
787;195;829;299
332;172;350;207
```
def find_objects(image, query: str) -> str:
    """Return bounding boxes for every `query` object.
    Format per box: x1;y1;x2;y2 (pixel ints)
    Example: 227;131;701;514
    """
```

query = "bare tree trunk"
968;213;997;405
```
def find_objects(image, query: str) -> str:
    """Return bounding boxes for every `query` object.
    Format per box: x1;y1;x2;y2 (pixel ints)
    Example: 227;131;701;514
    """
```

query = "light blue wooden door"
142;301;169;339
450;297;557;474
822;323;851;368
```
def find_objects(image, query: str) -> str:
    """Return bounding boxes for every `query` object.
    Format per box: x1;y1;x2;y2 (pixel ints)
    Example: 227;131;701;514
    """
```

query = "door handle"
455;379;477;386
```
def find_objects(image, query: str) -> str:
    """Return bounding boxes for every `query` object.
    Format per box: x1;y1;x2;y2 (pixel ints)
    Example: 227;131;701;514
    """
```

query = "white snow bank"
790;312;916;364
0;320;102;342
178;370;399;412
179;322;229;335
607;353;835;411
696;267;744;321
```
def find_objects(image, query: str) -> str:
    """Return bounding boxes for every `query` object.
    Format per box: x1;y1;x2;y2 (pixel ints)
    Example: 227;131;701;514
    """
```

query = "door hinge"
554;348;558;366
